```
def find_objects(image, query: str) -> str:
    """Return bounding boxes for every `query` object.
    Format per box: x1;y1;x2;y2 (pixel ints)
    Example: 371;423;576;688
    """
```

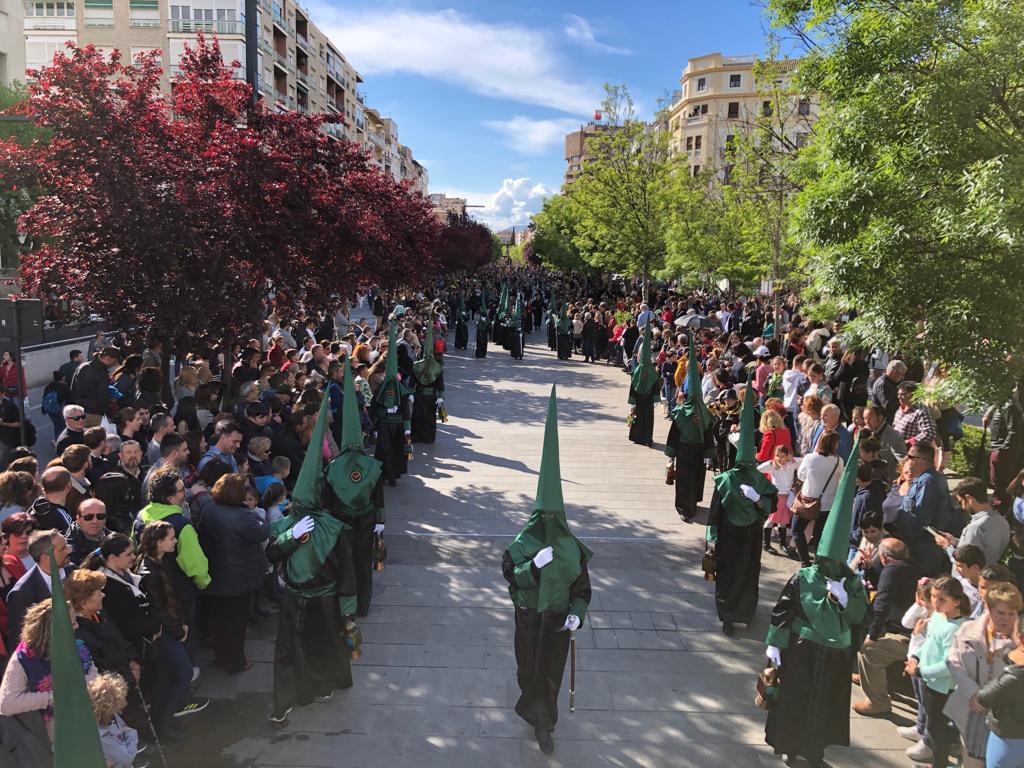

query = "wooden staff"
569;630;577;713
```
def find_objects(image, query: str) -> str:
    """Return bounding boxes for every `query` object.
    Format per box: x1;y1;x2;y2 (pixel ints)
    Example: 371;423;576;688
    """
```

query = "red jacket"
757;427;793;463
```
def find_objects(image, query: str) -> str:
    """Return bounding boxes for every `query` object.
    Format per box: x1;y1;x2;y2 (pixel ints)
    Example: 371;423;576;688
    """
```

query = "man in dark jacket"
27;466;75;534
984;381;1024;513
7;529;70;648
870;360;907;425
853;538;917;715
271;413;307;490
65;498;111;566
71;346;122;428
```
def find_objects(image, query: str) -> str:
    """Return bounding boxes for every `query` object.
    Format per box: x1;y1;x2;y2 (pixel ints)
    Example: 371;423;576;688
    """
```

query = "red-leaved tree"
0;37;439;351
434;212;496;271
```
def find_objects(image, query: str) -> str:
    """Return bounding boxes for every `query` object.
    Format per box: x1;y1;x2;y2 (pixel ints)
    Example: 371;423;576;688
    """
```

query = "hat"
754;346;771;358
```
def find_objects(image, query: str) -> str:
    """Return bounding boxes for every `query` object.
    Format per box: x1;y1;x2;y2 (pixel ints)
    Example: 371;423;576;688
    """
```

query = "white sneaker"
897;726;922;742
905;740;932;762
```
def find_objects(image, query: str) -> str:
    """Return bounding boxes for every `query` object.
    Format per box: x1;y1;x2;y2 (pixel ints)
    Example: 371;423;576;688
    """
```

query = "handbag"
791;457;840;521
755;666;780;709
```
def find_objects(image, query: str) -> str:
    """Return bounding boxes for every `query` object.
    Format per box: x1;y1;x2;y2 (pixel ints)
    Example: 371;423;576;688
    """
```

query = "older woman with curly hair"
65;569;141;688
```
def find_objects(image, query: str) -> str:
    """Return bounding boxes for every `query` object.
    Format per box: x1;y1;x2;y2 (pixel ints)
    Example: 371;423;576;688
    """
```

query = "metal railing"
168;19;243;34
355;90;365;104
296;69;308;85
130;16;160;27
326;63;344;83
295;33;312;53
84;15;114;26
24;17;76;29
171;64;246;80
272;49;292;72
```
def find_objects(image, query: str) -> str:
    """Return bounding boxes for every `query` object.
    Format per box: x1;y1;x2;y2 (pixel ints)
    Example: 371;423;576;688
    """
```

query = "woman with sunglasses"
66;498;112;567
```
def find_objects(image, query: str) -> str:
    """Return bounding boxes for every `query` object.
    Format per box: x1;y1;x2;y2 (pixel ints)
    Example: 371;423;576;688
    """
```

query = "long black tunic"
547;319;557;351
454;317;469;350
510;328;524;360
764;576;854;763
475;324;489;358
628;390;655;447
266;535;355;715
501;552;592;733
411;374;443;444
708;489;763;624
375;418;408;481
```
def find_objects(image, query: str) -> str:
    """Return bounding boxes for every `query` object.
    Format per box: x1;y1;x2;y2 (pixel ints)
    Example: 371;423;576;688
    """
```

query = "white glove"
827;579;849;608
437;398;444;406
532;546;554;569
386;406;398;414
408;394;415;403
740;484;761;503
291;516;314;540
373;523;385;534
766;645;782;667
561;614;581;632
404;429;411;437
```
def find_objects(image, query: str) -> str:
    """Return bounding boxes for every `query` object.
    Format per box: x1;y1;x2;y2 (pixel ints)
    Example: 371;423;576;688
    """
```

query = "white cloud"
563;14;630;55
315;8;599;115
483;116;581;156
440;178;554;231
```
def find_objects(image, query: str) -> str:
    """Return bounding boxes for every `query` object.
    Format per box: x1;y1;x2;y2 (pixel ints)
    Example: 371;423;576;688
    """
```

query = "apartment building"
428;193;466;223
0;0;25;85
562;121;608;187
667;52;816;179
20;0;428;191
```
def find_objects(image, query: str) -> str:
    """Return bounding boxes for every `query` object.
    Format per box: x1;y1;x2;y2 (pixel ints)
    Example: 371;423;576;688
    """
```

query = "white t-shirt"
782;369;808;410
758;457;802;496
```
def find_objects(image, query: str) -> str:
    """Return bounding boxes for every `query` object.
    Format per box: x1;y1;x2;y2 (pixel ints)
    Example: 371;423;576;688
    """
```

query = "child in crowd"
849;509;883;588
254;455;291;496
951;544;985;617
89;673;142;768
905;576;971;768
758;444;800;557
260;482;290;526
660;349;678;418
899;578;933;744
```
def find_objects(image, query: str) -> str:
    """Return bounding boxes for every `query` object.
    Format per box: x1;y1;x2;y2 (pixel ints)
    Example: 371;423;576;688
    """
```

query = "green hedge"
947;424;987;478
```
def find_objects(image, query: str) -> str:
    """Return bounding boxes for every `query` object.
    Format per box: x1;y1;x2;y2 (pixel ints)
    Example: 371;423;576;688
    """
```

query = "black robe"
411;374;443;444
475;323;489;358
454;317;469;350
267;535;355;716
547;319;557;351
764;576;853;763
708;489;763;624
556;332;572;360
501;552;592;733
375;417;408;481
666;423;714;521
628;390;656;446
328;479;385;618
510;327;524;360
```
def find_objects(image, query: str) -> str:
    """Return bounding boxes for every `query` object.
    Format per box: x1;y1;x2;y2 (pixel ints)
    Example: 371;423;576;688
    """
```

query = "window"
692;165;701;177
725;134;735;150
696;77;706;92
694;135;702;150
170;4;188;18
798;98;811;116
685;136;693;151
729;74;741;88
795;132;809;148
762;100;773;117
701;103;708;115
727;102;739;119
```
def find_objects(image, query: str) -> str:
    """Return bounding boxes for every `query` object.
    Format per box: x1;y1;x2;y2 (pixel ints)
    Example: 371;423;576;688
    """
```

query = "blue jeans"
986;732;1024;768
662;383;676;405
149;633;192;731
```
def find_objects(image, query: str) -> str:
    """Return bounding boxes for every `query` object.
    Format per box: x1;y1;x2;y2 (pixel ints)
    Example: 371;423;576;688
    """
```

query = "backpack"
41;390;61;416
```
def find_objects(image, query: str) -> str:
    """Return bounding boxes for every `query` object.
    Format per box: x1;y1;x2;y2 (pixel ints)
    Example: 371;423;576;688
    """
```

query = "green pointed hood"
271;395;346;584
734;381;757;465
325;359;384;515
672;333;712;443
629;319;660;400
816;433;861;564
340;357;364;451
50;550;106;768
712;384;777;526
414;319;441;385
506;385;592;614
512;293;522;323
386;320;398;381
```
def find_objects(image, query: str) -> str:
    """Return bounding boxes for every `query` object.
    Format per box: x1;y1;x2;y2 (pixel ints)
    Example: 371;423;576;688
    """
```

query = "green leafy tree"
0;83;47;274
769;0;1024;404
568;84;671;300
530;193;588;272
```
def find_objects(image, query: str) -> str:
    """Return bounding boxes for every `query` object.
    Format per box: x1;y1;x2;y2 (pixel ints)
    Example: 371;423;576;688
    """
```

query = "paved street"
176;326;915;768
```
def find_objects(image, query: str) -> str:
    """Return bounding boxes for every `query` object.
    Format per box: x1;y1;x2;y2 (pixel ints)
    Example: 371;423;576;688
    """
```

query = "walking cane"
569;630;577;713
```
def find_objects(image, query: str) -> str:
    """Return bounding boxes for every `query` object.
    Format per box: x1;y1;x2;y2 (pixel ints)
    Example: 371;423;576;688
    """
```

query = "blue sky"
304;0;773;229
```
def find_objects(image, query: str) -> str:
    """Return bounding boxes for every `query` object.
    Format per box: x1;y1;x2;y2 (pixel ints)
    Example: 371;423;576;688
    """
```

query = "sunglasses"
81;512;106;521
68;415;85;421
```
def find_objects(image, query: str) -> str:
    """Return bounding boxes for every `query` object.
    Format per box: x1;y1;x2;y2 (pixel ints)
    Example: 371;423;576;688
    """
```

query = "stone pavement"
173;326;916;768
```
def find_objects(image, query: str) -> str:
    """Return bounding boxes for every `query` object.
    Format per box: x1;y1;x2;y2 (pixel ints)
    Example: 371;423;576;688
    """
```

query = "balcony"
326;62;344;84
84;15;114;26
274;90;295;109
685;114;706;124
24;16;77;29
271;9;294;35
296;69;308;86
171;64;246;81
130;16;161;27
368;132;384;148
272;50;292;72
295;33;312;54
168;19;243;34
296;103;308;115
355;90;365;105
